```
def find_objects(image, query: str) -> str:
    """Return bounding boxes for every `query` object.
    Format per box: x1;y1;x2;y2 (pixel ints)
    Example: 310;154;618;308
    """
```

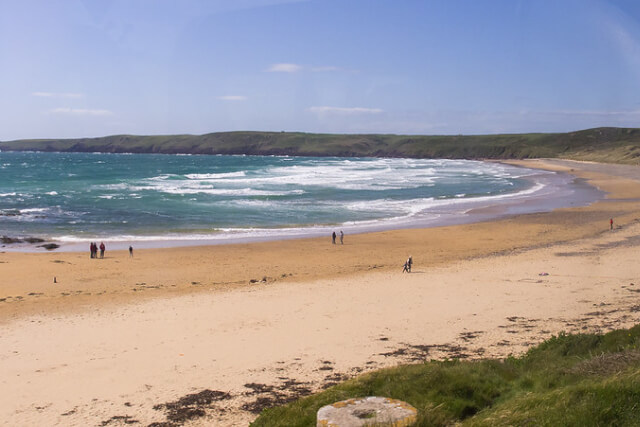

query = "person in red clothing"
99;242;105;258
610;218;614;230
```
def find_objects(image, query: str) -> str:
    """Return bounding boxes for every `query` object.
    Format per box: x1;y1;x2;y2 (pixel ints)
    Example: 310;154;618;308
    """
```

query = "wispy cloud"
265;64;350;73
601;14;640;74
550;109;640;117
308;106;384;115
266;63;302;73
217;95;248;101
48;107;113;116
311;66;340;72
32;92;84;99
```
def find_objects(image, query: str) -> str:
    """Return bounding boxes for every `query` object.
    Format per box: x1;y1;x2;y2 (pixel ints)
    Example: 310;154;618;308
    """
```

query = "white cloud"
600;13;640;76
217;95;247;101
311;66;340;72
32;92;84;99
552;109;640;117
48;107;114;116
266;63;302;73
308;106;384;115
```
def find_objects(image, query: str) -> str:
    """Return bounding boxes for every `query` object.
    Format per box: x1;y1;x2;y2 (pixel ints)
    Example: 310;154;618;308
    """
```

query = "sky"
1;0;640;140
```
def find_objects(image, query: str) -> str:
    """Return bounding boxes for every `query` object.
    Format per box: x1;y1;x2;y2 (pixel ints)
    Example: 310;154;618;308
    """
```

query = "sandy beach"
2;159;640;426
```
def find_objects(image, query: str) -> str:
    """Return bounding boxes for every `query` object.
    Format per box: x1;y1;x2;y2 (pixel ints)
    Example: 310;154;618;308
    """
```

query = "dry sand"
2;159;640;426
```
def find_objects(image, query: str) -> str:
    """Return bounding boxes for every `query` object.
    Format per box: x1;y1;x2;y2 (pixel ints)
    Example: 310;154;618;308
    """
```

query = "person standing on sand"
610;218;614;230
99;242;105;259
340;230;344;244
129;245;133;257
332;231;336;244
408;256;412;272
89;242;93;258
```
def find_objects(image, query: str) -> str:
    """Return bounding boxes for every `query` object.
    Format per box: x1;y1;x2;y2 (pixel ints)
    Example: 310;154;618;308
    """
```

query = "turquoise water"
0;152;588;245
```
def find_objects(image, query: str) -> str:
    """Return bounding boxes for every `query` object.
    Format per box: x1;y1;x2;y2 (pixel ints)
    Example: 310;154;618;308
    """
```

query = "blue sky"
1;0;640;140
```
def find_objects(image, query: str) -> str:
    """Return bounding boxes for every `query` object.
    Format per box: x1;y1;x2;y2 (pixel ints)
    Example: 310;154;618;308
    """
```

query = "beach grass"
250;325;640;426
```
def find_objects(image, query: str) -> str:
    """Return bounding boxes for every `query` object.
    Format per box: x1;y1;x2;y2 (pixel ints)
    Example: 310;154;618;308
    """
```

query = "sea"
0;151;603;251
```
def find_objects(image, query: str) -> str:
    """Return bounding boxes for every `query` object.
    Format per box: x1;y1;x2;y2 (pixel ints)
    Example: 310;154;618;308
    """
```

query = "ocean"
0;152;602;250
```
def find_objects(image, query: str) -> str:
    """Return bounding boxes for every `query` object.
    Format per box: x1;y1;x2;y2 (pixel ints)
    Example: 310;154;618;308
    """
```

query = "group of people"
89;242;134;258
331;230;344;245
89;242;106;259
402;255;413;273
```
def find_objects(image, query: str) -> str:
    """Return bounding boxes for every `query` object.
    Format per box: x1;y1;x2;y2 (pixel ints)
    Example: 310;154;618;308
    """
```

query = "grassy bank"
2;127;640;164
251;325;640;426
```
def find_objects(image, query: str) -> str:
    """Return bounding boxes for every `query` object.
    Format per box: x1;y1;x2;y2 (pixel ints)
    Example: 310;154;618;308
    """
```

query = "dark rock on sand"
38;243;60;250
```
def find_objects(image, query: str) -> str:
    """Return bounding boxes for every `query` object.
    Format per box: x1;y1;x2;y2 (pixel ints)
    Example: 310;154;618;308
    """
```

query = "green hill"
2;127;640;163
251;325;640;426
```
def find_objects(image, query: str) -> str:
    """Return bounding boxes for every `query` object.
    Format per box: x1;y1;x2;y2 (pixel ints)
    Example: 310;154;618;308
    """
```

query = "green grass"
2;127;640;164
250;325;640;426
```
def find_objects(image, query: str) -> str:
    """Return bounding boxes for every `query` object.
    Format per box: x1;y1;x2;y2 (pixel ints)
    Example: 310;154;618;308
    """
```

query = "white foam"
184;171;247;179
20;208;48;213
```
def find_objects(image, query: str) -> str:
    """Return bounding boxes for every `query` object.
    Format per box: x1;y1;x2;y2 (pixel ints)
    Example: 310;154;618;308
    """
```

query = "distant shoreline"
1;127;640;164
0;159;604;253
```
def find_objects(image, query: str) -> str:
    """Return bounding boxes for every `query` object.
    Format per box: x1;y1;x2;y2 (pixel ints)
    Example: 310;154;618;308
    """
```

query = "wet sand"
2;159;640;425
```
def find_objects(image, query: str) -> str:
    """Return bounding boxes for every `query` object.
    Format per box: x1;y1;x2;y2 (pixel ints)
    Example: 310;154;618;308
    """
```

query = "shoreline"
0;159;604;253
2;159;640;425
2;159;640;324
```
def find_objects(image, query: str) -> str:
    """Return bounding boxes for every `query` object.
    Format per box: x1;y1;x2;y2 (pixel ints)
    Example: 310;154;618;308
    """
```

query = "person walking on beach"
340;230;344;245
99;242;105;259
610;218;614;230
129;245;133;258
332;231;336;244
407;256;412;272
402;260;410;273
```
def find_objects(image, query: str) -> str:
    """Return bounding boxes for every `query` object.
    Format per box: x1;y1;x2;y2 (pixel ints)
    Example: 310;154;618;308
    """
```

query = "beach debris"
99;415;139;426
459;331;483;342
244;383;275;394
241;378;313;414
538;272;549;276
60;408;77;416
379;342;470;360
316;396;417;427
323;372;351;389
152;389;232;424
